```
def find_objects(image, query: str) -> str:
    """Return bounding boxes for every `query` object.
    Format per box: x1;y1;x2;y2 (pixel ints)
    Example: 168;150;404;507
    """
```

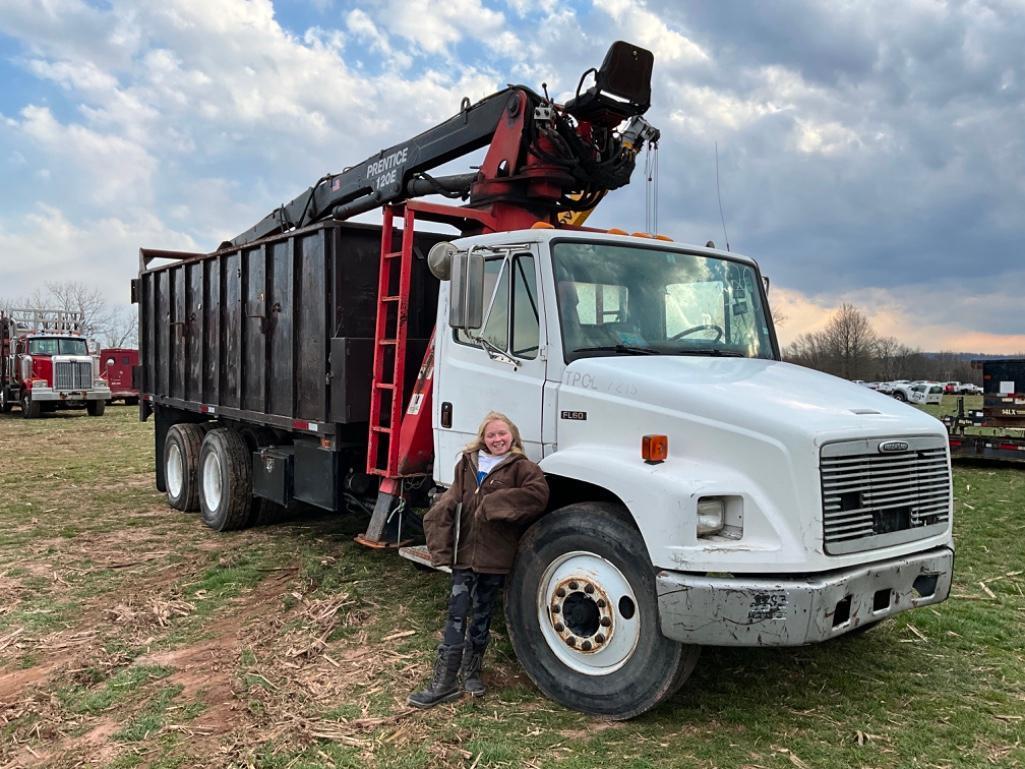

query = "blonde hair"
463;411;525;455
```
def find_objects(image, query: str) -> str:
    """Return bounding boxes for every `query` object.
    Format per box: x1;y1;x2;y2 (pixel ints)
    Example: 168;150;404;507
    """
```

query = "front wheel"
893;391;907;402
87;399;105;417
21;394;41;419
505;502;700;720
0;389;11;413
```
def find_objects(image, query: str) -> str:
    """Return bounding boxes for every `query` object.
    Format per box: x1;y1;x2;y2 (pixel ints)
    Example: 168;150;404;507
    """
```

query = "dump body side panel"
139;221;442;434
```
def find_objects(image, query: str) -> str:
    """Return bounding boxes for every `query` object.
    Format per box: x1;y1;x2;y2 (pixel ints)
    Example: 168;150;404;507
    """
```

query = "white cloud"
13;105;156;205
0;204;197;306
594;0;708;66
371;0;508;57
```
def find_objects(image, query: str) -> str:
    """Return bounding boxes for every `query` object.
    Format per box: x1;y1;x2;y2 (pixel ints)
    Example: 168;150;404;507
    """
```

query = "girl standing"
408;412;548;708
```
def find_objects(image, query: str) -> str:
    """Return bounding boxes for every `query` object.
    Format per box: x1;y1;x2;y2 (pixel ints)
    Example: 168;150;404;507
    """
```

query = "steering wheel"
669;324;724;342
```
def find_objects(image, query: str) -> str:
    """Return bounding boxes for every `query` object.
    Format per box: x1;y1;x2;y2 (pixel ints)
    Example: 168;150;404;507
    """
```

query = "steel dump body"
138;221;442;434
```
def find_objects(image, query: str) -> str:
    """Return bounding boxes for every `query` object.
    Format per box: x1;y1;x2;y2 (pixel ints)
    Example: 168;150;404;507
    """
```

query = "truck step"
398;544;449;573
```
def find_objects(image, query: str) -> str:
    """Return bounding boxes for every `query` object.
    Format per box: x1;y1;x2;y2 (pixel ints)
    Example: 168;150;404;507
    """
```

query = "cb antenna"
715;141;731;251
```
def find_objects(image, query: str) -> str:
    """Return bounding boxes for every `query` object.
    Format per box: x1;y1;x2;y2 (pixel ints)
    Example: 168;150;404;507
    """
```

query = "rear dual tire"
165;423;207;511
506;502;700;720
198;428;256;532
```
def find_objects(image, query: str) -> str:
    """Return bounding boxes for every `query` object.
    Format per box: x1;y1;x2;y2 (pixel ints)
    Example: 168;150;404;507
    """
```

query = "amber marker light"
641;434;668;464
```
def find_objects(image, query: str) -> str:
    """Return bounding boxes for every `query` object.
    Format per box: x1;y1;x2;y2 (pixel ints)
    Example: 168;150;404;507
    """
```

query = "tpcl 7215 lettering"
135;42;954;719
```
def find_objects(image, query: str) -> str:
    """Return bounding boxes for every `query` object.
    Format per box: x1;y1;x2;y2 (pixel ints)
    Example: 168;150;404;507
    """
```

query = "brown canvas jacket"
423;451;549;574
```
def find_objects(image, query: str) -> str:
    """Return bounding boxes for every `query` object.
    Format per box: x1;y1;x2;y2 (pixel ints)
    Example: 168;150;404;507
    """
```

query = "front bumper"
30;386;110;403
657;546;954;646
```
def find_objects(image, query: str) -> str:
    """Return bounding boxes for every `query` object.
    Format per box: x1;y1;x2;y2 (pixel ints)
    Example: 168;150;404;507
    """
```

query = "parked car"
895;382;944;405
943;381;960;394
958;383;983;395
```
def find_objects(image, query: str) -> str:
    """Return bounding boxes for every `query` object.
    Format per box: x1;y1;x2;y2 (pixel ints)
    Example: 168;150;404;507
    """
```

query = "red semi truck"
0;309;110;418
99;347;140;405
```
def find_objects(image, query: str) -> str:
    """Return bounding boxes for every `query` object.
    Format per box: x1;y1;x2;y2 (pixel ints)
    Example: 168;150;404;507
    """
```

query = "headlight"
696;497;725;537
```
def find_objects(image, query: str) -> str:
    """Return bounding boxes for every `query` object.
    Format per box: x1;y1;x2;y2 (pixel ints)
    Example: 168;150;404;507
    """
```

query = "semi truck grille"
54;360;94;391
820;435;951;555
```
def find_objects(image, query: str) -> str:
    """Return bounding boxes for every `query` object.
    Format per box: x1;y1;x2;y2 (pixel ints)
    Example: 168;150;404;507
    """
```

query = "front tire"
198;428;253;532
893;391;907;402
505;502;700;720
21;394;41;419
0;389;11;413
87;399;106;417
165;423;206;511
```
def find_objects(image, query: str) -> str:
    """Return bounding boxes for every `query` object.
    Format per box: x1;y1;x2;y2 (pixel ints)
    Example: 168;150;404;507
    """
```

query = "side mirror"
449;248;485;329
762;275;770;294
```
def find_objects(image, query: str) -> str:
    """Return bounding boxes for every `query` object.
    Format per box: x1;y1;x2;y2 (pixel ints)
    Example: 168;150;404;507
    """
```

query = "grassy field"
0;405;1023;769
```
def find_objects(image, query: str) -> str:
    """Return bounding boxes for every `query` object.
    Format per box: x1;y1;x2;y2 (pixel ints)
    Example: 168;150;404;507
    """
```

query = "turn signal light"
641;434;668;464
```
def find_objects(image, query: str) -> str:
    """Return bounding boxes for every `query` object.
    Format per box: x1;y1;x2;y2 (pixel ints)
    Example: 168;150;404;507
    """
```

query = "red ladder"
367;204;416;477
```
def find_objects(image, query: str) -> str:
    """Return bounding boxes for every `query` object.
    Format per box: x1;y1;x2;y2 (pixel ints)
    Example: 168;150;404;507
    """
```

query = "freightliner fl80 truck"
136;42;954;719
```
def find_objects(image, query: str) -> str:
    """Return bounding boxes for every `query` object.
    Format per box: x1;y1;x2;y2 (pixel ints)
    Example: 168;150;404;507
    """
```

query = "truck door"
434;249;547;485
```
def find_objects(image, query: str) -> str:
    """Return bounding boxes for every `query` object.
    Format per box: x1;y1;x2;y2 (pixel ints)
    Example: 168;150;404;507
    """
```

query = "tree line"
781;303;1002;384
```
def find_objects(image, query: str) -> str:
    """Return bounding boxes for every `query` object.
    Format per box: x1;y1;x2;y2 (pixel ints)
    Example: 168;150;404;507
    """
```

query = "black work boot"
462;647;486;697
407;644;464;709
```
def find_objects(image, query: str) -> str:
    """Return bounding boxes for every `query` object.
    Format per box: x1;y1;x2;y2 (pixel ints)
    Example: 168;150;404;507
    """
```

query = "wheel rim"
536;550;641;676
166;443;185;499
202;451;222;511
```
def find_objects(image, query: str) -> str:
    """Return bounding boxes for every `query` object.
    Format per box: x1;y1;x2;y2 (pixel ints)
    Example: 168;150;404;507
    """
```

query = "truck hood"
560;355;943;443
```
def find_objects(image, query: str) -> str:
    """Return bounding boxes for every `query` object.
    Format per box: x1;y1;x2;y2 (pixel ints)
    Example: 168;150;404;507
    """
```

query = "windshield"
27;337;89;356
552;241;776;362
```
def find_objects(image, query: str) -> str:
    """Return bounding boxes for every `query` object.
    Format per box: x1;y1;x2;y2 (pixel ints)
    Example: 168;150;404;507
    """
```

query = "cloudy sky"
1;0;1023;352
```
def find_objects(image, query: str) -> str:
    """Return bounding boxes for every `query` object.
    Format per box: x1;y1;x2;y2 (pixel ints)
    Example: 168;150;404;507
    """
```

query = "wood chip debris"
906;624;928;642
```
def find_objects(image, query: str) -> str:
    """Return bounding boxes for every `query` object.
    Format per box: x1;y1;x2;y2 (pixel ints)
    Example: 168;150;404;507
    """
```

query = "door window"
456;254;540;360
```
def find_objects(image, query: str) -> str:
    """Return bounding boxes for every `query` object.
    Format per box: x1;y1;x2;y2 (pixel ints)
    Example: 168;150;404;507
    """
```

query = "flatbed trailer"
946;358;1025;464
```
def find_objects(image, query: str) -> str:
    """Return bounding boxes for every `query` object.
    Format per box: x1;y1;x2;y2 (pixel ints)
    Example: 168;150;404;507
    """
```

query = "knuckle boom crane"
229;41;659;247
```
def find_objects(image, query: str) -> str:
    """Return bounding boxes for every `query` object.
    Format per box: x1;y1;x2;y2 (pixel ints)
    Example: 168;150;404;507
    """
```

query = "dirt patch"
0;664;53;703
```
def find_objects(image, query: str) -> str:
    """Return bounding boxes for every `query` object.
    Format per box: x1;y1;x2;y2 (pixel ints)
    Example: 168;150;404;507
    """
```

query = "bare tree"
1;282;137;349
821;303;877;380
104;305;139;348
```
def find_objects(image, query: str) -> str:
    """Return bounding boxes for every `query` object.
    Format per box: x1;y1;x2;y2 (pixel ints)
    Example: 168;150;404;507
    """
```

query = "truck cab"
429;229;954;715
0;326;110;417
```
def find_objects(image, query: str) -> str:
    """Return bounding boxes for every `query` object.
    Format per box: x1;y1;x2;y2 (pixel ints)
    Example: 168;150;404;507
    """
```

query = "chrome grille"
820;435;951;555
54;360;93;390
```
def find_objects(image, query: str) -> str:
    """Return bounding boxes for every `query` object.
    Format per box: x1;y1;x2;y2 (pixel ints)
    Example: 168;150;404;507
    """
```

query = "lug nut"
554;622;564;632
551;605;560;614
581;640;592;651
584;584;594;594
597;599;606;608
569;581;578;590
565;637;576;647
556;588;566;598
595;633;605;644
600;617;612;627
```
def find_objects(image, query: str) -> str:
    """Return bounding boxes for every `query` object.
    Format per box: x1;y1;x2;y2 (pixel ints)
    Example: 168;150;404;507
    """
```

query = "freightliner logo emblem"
878;440;910;453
